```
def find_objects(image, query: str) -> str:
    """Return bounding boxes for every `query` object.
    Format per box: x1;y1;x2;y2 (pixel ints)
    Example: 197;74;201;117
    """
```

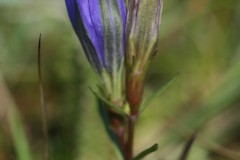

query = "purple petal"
118;0;127;26
77;0;105;65
66;0;127;74
65;0;78;30
117;0;127;56
65;0;103;72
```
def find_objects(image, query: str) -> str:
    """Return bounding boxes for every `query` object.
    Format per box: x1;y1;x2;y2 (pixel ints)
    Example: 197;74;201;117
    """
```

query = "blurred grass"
0;0;240;160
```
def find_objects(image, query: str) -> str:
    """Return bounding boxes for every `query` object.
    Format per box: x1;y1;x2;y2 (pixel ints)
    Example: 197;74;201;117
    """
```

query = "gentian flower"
65;0;164;158
125;0;163;114
65;0;126;99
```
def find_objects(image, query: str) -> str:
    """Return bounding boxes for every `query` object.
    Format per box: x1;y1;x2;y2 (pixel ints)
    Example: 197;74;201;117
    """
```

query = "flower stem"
125;115;137;160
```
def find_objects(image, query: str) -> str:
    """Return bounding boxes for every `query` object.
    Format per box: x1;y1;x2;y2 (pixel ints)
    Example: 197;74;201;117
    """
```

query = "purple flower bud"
65;0;126;75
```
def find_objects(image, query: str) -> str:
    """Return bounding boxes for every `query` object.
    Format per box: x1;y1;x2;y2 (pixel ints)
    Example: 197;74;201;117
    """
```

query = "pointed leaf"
140;74;178;113
133;143;159;160
37;34;49;160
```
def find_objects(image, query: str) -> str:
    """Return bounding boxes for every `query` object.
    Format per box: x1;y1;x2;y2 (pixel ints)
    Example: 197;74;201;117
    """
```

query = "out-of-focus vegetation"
0;0;240;160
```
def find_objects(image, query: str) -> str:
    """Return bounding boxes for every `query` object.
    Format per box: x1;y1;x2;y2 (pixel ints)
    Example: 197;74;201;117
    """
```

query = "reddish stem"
125;115;137;160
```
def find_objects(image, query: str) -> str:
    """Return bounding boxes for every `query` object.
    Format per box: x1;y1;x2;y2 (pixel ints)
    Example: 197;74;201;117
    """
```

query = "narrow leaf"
133;143;159;160
8;106;33;160
140;74;178;112
38;34;49;160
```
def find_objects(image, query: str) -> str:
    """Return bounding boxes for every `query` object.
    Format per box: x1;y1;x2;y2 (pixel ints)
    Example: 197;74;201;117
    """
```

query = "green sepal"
89;87;127;116
133;143;159;160
140;74;178;113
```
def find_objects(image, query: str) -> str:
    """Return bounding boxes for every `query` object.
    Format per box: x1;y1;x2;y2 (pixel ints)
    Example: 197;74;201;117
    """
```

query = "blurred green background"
0;0;240;160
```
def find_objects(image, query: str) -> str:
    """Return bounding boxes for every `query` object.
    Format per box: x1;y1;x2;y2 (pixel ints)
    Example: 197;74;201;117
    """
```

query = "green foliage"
133;143;158;160
9;107;33;160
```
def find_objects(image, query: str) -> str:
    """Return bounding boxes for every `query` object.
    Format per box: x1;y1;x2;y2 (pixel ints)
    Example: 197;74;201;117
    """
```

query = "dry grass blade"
38;34;49;160
178;133;196;160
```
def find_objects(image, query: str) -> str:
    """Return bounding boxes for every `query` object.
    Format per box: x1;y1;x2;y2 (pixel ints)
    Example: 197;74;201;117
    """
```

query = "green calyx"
100;63;125;109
